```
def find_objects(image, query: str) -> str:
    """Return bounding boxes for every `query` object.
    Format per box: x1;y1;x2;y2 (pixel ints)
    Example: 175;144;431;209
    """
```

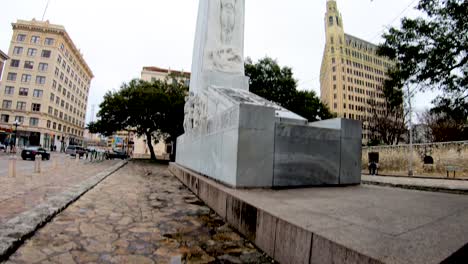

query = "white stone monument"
176;0;362;188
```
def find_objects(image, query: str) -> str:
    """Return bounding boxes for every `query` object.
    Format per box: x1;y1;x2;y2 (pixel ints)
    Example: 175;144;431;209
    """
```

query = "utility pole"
407;85;413;176
41;0;50;21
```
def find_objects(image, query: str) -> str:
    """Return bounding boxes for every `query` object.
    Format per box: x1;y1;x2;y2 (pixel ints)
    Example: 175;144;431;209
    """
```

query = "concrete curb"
168;163;383;264
362;180;468;195
0;160;128;262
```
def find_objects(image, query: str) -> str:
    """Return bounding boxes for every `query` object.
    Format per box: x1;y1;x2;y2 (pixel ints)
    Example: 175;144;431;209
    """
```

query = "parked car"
66;145;86;157
21;147;50;160
106;149;128;160
0;143;5;150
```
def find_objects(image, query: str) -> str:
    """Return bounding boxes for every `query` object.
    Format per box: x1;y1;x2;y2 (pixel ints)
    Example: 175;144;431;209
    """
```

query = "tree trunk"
145;132;157;160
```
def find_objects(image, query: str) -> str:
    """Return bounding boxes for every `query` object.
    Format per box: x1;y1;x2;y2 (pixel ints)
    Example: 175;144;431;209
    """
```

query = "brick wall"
362;141;468;177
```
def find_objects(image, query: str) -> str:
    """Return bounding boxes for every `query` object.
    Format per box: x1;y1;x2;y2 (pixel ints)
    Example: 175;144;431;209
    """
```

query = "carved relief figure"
220;0;236;44
207;0;243;73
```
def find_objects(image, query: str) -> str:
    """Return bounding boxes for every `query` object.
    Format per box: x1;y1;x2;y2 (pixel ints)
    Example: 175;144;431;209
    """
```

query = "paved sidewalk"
5;161;273;263
0;155;121;224
363;175;468;194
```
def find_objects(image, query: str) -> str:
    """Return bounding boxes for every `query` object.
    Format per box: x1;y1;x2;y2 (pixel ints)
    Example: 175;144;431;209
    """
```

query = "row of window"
0;113;83;137
16;34;55;46
51;80;86;116
4;86;43;97
13;46;51;58
10;59;48;71
47;106;83;128
6;72;46;84
1;99;84;128
2;100;41;112
3;85;85;122
0;114;39;126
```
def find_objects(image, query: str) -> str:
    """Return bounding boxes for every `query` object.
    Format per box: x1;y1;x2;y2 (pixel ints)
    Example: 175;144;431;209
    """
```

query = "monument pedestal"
177;87;362;188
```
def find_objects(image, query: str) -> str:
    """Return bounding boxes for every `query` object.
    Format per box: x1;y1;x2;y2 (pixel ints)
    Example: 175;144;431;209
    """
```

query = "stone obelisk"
175;0;362;188
189;0;248;96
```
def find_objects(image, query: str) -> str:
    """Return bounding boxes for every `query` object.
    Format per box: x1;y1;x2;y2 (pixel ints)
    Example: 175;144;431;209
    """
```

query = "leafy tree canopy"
379;0;467;94
89;77;187;160
245;57;334;122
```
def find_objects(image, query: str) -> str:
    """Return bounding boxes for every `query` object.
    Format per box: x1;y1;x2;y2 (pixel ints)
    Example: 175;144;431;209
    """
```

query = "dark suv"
21;147;50;160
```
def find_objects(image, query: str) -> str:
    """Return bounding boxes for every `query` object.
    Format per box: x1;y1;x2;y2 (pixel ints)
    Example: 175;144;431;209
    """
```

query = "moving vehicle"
21;147;50;160
106;149;128;160
65;145;86;157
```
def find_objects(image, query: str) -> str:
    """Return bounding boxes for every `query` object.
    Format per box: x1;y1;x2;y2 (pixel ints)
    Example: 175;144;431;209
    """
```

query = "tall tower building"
320;0;394;142
0;19;93;149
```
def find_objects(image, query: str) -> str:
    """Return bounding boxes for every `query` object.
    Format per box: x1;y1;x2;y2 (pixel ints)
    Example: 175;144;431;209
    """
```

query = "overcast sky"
0;0;438;123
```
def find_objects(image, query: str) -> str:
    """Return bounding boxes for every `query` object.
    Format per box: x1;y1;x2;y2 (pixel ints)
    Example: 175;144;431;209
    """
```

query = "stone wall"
362;141;468;177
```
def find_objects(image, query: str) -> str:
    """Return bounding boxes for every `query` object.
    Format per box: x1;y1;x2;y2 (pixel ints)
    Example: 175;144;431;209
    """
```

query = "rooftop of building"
12;19;94;78
0;49;9;60
142;66;191;77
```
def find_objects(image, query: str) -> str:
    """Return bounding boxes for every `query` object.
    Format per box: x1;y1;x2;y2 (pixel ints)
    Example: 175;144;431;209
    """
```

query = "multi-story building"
0;19;93;149
141;66;190;85
0;50;9;80
320;0;394;142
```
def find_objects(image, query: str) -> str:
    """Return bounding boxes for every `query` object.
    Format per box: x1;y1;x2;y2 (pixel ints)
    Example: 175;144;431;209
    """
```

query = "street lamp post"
12;120;21;152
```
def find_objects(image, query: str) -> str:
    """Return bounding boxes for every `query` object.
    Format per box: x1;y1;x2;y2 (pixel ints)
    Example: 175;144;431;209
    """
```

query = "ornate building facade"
0;19;93;149
320;0;394;142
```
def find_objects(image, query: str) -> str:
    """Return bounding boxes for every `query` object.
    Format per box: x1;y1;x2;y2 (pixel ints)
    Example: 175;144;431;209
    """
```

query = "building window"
16;101;26;111
29;118;39;126
16;34;26;42
36;76;46;85
4;86;14;95
58;124;62;131
53;122;56;129
27;48;37;57
7;73;17;81
50;93;55;101
38;63;48;71
48;106;53;114
31;36;40;44
41;50;51;58
329;16;334;26
334;103;337;109
0;115;9;123
31;103;41;112
33;89;43;98
2;100;12;109
24;61;34;69
21;74;31;83
60;43;64;51
13;46;23;55
52;80;57;89
61;100;65;107
10;60;20;67
15;116;24;123
19;87;29;96
45;38;55;45
47;120;51;128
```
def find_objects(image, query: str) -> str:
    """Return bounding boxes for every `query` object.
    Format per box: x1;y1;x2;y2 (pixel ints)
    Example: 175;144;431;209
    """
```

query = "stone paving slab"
363;175;468;194
0;160;127;262
4;161;274;264
170;163;468;264
0;154;121;224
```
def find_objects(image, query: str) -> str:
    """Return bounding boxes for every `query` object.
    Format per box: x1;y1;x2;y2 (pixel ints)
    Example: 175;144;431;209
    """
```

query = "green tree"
378;0;467;140
90;78;187;160
245;57;334;122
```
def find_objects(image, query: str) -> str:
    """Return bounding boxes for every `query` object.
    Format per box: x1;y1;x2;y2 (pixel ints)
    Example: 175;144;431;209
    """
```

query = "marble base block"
176;95;362;188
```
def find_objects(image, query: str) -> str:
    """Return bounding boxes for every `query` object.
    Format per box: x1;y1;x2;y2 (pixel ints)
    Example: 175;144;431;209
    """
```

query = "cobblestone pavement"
0;153;121;224
6;161;274;264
